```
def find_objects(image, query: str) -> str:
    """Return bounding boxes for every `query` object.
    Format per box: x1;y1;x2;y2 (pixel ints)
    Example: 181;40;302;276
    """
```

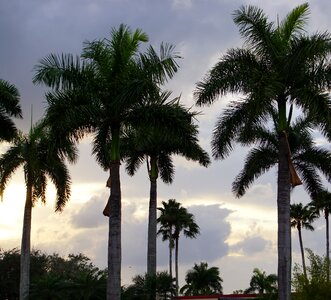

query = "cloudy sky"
1;0;330;294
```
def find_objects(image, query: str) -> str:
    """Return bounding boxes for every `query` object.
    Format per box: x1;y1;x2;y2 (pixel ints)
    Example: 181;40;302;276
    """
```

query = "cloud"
70;195;108;229
230;236;272;256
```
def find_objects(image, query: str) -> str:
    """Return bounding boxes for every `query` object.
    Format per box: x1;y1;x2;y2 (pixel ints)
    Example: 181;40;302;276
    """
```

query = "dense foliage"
292;249;331;300
0;248;106;300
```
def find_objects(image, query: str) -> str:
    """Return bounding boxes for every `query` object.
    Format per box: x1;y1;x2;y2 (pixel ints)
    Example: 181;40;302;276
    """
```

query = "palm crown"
0;79;22;141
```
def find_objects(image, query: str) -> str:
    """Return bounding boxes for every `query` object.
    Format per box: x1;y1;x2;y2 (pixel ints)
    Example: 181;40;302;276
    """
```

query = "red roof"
174;294;258;299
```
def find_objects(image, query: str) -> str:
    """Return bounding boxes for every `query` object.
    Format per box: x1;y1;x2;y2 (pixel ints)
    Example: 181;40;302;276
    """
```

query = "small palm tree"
0;123;74;300
309;190;331;282
157;199;200;295
290;202;318;280
0;79;22;141
180;262;223;296
245;268;277;295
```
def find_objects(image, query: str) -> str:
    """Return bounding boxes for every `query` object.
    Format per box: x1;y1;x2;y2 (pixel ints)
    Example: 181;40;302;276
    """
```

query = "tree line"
1;3;331;300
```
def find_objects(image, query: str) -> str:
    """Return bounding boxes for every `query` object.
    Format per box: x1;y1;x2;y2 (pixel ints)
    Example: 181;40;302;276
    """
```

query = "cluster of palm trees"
1;3;331;300
1;25;209;300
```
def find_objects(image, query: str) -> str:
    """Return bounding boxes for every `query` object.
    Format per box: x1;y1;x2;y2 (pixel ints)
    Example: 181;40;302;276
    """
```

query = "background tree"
0;248;107;300
157;199;200;295
290;202;318;280
121;271;175;300
0;79;22;142
309;190;331;282
0;124;74;300
34;25;180;300
245;268;277;295
194;4;331;299
124;92;209;276
292;249;331;300
180;262;223;296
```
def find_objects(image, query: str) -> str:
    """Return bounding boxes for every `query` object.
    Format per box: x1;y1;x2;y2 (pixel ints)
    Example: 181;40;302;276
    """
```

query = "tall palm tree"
157;199;200;295
0;79;22;141
309;190;331;282
245;268;277;295
290;203;318;280
290;202;318;280
194;4;331;299
123;92;209;276
180;262;223;296
0;123;74;300
33;24;180;300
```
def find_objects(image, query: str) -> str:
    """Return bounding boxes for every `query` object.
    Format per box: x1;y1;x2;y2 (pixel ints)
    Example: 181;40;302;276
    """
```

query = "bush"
292;249;331;300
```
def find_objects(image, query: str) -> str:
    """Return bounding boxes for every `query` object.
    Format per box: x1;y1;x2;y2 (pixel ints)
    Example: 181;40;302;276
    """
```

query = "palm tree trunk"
147;157;158;276
325;211;330;282
297;225;307;281
169;226;173;280
20;184;32;300
277;133;292;300
107;125;122;300
107;159;121;300
175;237;179;296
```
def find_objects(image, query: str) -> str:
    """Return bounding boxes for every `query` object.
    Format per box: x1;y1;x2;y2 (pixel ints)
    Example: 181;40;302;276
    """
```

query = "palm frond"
278;3;309;42
233;146;277;197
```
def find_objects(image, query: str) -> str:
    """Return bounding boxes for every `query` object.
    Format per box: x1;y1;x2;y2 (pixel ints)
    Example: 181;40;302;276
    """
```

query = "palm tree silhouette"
194;4;331;298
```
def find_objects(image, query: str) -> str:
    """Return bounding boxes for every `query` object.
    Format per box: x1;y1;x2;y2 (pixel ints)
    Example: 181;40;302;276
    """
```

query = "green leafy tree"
0;79;22;142
121;272;175;300
180;262;223;296
293;249;331;300
290;203;318;280
124;92;209;276
309;190;331;282
33;25;180;300
0;124;74;300
194;4;331;299
157;199;200;295
245;268;277;295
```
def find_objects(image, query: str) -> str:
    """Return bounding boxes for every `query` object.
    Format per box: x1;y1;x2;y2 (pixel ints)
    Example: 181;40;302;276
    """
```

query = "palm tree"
194;4;331;299
245;268;277;295
290;202;318;280
0;79;22;141
309;190;331;282
33;24;180;300
180;262;223;296
157;199;200;295
124;92;209;276
0;123;74;300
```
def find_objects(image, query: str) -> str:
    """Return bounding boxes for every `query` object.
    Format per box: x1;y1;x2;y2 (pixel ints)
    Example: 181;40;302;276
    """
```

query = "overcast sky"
1;0;331;294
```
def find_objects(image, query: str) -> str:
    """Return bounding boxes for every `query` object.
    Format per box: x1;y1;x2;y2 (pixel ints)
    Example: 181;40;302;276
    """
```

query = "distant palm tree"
0;79;22;141
245;268;277;295
33;24;180;300
309;190;331;282
0;123;74;300
194;4;331;299
124;92;209;276
180;262;223;296
290;202;318;280
157;199;200;295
